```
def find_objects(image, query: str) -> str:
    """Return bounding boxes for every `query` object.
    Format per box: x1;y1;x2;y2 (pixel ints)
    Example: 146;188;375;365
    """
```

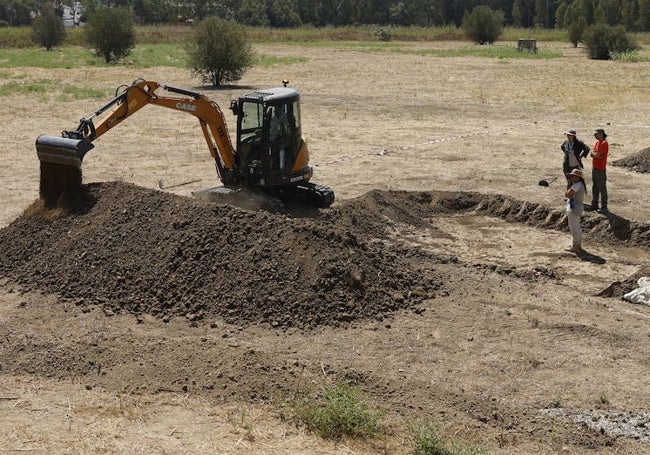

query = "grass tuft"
411;420;486;455
290;382;384;440
611;50;650;62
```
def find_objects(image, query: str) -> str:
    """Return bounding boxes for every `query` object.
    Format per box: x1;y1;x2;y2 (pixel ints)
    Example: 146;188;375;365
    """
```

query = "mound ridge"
0;182;445;329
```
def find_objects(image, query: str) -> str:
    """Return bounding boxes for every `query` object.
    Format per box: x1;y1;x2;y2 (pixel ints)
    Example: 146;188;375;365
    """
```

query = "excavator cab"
231;87;313;188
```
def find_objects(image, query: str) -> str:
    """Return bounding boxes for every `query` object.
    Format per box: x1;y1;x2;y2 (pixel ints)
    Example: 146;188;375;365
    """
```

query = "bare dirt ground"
1;41;650;454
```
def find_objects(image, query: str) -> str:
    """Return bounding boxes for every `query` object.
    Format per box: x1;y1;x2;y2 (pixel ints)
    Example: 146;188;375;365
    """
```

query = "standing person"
565;168;586;253
561;129;590;185
589;128;609;213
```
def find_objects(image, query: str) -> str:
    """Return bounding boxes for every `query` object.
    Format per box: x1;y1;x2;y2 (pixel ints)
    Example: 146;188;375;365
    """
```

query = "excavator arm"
36;79;239;206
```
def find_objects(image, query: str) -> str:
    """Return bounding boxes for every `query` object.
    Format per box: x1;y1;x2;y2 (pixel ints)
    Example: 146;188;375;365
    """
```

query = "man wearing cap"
589;128;609;213
561;129;590;185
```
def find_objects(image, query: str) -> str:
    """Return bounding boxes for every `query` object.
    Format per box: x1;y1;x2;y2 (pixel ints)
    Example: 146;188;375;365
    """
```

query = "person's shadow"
576;248;606;264
577;207;632;264
600;210;631;240
585;206;632;240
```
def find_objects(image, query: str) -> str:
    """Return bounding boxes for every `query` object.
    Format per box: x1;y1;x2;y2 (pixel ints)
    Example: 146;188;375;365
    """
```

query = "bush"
567;17;587;47
291;382;384;440
31;2;65;50
187;17;254;87
461;6;504;44
583;23;638;59
85;8;135;63
374;26;392;41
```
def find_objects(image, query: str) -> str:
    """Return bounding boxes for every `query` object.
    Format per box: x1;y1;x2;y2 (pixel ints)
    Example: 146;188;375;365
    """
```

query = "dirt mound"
0;182;448;329
1;183;648;328
612;147;650;173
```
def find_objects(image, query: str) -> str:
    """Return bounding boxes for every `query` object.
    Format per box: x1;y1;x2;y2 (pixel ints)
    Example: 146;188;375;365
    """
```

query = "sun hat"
569;168;583;178
565;128;577;136
594;128;607;138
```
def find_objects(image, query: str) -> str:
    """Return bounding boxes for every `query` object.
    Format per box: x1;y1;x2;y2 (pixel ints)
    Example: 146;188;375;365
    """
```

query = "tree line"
2;0;650;31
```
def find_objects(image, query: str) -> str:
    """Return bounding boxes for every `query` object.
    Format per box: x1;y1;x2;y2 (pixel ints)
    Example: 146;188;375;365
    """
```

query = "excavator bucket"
35;135;94;207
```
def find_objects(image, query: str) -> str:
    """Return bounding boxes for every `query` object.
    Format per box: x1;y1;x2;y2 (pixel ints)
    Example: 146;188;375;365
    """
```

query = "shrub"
31;2;65;50
187;17;254;87
291;382;384;440
461;6;504;44
567;16;587;47
583;23;638;59
85;8;135;63
374;26;392;41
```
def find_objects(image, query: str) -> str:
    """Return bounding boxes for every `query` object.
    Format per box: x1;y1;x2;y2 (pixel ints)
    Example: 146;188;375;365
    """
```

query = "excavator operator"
269;106;289;169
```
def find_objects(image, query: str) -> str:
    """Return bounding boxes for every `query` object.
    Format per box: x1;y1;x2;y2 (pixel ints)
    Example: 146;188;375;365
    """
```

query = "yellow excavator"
35;78;335;209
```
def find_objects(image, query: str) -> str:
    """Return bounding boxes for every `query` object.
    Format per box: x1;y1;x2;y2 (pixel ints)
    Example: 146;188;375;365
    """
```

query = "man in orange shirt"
589;128;609;213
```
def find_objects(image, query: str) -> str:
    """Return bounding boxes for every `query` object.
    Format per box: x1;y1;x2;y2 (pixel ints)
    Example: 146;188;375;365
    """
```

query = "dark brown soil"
0;183;447;329
1;182;648;331
612;147;650;173
2;182;650;453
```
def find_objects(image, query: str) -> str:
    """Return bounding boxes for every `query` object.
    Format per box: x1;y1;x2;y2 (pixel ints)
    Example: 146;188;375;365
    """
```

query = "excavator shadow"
192;186;322;218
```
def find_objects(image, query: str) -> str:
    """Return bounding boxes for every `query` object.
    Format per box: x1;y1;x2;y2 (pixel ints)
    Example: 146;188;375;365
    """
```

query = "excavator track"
292;182;335;208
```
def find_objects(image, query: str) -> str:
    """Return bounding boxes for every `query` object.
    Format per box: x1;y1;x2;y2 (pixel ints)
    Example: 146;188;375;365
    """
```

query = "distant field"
5;24;650;48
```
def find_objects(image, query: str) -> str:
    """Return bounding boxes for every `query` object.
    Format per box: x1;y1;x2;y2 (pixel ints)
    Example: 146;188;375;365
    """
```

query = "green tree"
0;0;32;26
583;23;638;58
555;2;568;28
268;0;302;27
534;0;553;27
85;8;135;63
237;0;270;26
567;15;587;45
31;2;65;50
510;0;537;27
565;0;588;45
134;0;176;24
621;0;639;30
595;0;622;24
79;0;100;23
638;0;650;29
187;17;254;88
462;5;504;44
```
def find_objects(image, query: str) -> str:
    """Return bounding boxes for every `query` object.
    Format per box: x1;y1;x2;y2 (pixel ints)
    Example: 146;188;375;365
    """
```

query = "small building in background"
62;2;83;27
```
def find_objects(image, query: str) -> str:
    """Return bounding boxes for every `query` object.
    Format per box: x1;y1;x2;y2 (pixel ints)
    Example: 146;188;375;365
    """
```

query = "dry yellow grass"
1;40;650;454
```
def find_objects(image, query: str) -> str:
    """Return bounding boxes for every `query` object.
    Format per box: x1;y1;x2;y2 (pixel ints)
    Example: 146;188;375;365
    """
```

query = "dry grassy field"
1;40;650;454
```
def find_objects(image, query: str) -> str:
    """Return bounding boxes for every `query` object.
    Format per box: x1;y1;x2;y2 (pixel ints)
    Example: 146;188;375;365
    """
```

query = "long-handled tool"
158;179;202;190
538;177;558;187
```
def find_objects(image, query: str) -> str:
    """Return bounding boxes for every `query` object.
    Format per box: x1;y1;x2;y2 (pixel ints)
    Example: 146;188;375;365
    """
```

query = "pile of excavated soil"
612;147;650;173
0;182;450;329
1;182;648;329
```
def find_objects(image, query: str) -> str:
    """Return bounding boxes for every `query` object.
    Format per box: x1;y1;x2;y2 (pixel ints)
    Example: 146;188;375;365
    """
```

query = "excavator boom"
36;79;238;206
